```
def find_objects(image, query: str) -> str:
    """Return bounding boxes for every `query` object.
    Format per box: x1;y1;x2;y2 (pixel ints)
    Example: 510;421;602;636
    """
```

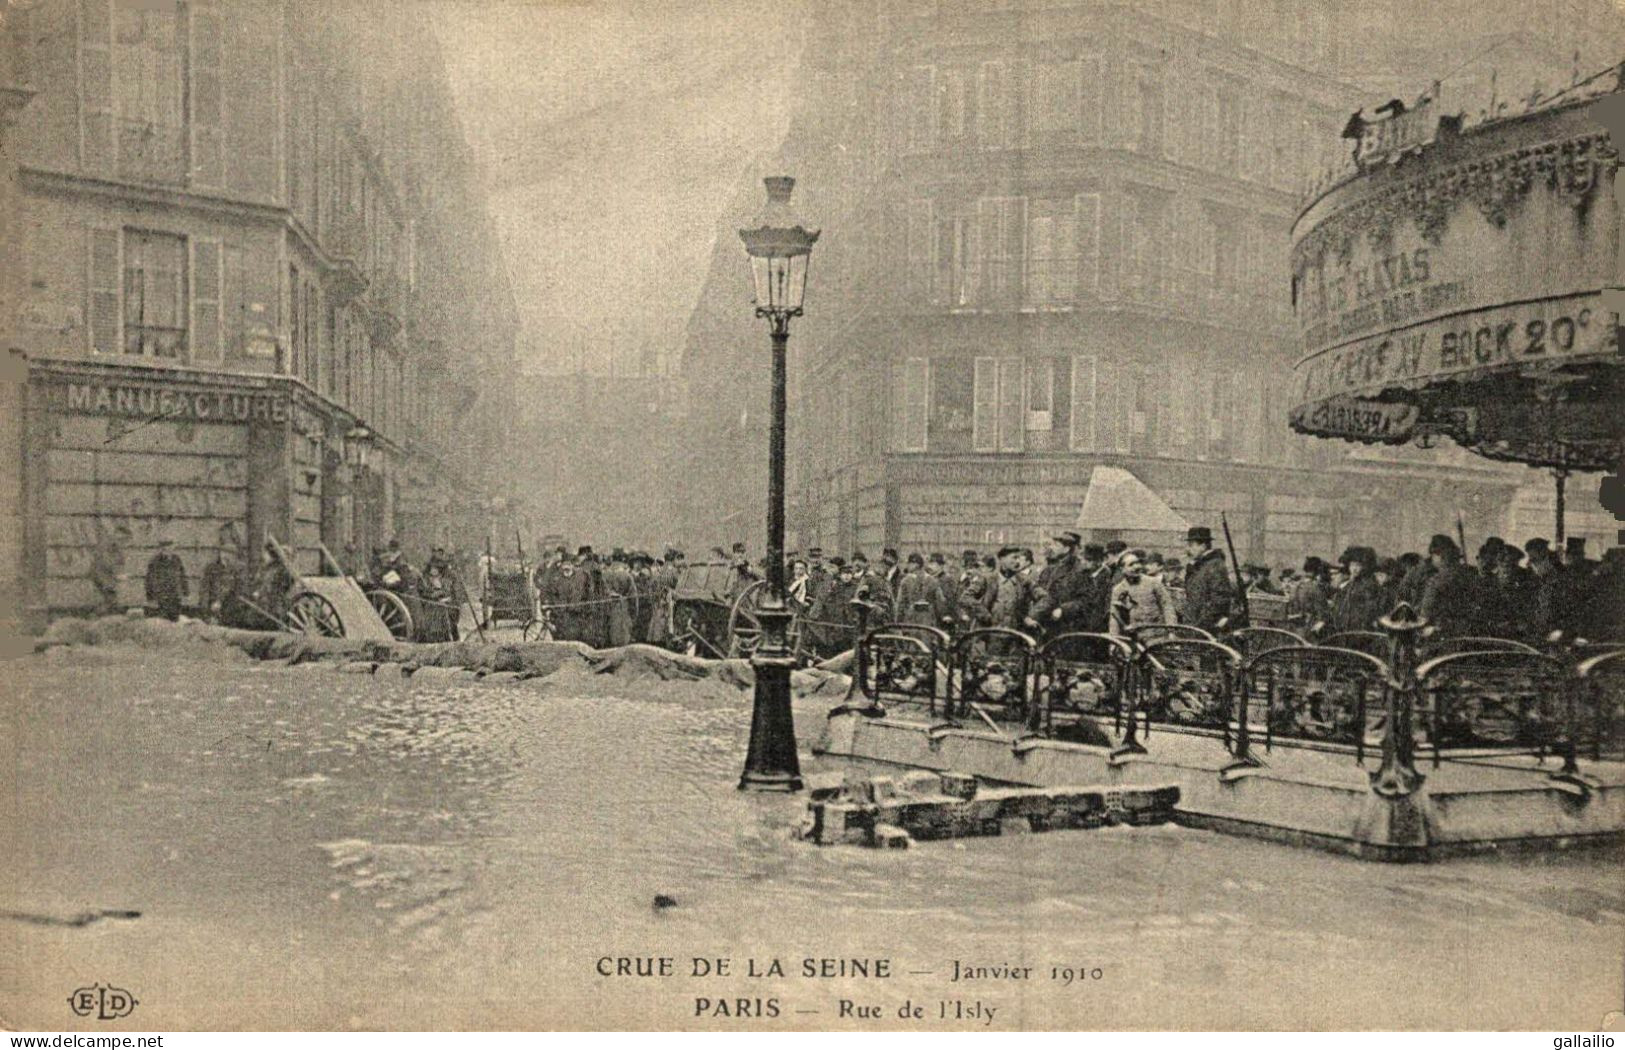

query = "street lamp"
737;175;819;793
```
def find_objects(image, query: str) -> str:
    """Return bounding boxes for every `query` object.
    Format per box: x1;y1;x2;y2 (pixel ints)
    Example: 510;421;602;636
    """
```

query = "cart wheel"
728;581;769;658
521;617;544;642
368;589;414;641
287;591;344;637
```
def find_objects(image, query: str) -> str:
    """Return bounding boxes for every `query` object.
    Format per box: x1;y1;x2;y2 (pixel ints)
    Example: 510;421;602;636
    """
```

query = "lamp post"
737;175;819;793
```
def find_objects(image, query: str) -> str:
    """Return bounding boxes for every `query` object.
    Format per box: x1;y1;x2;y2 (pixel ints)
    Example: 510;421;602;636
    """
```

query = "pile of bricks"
801;771;1180;849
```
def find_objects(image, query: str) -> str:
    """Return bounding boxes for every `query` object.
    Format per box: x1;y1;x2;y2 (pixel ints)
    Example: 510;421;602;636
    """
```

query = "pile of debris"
801;770;1179;849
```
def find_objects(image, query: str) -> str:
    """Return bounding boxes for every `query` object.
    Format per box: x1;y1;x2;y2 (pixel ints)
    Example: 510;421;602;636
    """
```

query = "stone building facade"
674;0;1618;565
4;0;518;621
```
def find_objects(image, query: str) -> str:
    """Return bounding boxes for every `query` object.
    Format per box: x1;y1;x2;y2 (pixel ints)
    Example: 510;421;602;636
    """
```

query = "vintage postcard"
1;0;1622;1035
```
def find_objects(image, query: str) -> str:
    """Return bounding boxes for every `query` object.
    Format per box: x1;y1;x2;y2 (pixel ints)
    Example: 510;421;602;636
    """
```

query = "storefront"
17;358;390;621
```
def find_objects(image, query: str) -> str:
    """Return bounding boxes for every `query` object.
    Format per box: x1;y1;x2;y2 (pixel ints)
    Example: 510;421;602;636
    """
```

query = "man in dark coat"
200;543;247;625
1419;534;1481;637
925;552;957;617
894;552;948;628
1181;526;1241;631
1029;531;1097;637
1286;556;1332;635
144;538;188;621
1331;546;1386;633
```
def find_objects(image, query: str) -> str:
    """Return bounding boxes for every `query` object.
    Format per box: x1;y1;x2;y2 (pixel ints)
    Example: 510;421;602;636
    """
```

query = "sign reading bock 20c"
48;379;290;423
1289;123;1619;438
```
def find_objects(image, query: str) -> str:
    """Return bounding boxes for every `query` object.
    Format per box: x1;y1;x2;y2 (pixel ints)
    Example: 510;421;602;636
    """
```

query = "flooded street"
3;643;1622;1031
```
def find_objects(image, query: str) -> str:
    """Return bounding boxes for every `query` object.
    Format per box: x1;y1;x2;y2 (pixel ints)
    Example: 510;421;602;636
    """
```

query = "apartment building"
5;0;518;619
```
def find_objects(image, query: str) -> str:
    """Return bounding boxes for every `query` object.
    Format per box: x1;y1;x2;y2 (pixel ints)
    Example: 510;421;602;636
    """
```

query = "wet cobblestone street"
4;641;1622;1030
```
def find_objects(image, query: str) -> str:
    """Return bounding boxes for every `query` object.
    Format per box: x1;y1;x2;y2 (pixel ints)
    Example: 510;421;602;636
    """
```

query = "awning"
1074;466;1190;535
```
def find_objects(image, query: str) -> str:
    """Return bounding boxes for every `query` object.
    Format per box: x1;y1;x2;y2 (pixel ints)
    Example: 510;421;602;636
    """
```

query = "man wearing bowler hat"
1181;525;1240;631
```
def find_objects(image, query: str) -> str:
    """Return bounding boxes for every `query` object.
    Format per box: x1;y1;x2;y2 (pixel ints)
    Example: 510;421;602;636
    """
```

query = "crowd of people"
86;519;1621;655
529;524;1622;656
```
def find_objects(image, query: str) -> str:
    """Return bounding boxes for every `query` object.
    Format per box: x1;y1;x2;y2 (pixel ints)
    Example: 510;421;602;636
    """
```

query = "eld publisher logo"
68;984;138;1020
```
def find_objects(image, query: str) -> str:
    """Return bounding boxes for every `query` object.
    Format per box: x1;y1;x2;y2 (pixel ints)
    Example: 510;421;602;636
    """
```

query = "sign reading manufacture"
47;379;290;424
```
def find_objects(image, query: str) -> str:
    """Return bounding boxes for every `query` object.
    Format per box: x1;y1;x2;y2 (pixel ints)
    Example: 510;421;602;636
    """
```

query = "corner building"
675;0;1614;564
5;0;519;621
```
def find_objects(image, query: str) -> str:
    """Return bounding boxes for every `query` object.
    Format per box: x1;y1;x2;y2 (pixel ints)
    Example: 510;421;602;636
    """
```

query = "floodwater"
2;642;1622;1031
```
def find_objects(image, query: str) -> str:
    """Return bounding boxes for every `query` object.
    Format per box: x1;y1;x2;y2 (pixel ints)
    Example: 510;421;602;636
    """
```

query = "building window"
938;69;967;139
113;0;185;182
1068;354;1096;451
1026;358;1053;432
1031;59;1079;140
978;196;1025;303
1079;55;1103;143
906;199;934;301
906;65;937;152
1120;193;1161;301
121;229;187;358
977;60;1014;150
973;356;1026;452
1167;195;1214;301
890;357;930;453
1132;65;1164;156
1026;198;1077;305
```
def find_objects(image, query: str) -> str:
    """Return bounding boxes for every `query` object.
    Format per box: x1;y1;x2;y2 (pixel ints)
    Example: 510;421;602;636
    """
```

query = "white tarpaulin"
1074;466;1190;535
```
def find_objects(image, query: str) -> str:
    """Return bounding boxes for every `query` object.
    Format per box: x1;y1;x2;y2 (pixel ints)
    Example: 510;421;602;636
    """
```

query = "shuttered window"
190;237;223;363
1076;192;1101;295
906;199;934;301
189;1;223;187
1068;355;1097;451
1078;55;1103;144
890;357;930;453
87;226;121;354
113;0;184;183
907;65;936;152
972;356;1027;452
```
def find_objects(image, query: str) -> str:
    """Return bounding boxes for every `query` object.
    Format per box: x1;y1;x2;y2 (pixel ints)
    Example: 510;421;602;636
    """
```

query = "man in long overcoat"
1181;526;1241;631
144;538;188;621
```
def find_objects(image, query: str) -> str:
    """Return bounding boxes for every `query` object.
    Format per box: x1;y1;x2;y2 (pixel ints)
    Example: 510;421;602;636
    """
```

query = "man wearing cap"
895;551;948;628
989;546;1035;634
1182;526;1241;631
849;552;893;623
1419;534;1480;637
1287;556;1331;634
1108;550;1177;635
1331;546;1385;633
925;552;957;617
144;537;189;621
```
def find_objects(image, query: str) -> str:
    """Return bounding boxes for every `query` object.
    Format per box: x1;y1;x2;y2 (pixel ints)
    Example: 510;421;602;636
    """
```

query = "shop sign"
1294;292;1616;403
1290;398;1419;442
50;379;289;423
